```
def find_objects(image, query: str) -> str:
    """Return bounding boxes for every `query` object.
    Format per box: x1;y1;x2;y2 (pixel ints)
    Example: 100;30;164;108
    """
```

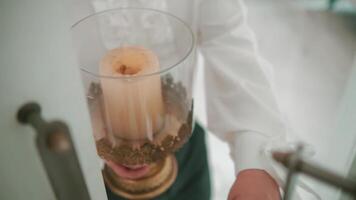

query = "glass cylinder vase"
72;8;195;166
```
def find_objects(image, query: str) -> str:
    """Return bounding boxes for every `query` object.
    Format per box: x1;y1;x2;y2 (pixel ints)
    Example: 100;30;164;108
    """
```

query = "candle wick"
119;64;128;74
116;64;141;75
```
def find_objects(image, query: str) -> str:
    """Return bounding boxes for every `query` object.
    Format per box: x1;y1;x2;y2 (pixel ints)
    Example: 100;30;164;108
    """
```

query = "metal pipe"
17;102;91;200
273;151;356;196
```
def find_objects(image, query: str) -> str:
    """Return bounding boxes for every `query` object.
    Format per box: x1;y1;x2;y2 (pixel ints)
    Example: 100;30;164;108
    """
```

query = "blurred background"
193;0;356;199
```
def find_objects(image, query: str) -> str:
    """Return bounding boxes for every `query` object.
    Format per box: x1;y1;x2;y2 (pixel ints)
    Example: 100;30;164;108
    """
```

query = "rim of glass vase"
71;7;195;80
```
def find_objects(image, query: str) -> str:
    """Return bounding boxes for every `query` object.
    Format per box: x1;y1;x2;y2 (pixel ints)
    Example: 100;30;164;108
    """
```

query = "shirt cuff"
229;131;270;175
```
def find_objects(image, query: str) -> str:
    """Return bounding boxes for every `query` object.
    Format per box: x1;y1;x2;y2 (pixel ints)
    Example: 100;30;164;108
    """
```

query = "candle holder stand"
72;8;195;199
87;75;193;199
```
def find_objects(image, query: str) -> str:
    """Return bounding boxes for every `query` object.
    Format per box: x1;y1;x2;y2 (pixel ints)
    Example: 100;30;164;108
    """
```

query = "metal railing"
273;146;356;200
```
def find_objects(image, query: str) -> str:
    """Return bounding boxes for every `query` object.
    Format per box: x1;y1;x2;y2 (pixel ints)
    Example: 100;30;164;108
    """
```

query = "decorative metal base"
103;154;178;200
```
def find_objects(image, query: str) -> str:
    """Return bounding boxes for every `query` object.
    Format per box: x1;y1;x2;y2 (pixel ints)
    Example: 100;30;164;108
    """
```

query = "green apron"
106;123;212;200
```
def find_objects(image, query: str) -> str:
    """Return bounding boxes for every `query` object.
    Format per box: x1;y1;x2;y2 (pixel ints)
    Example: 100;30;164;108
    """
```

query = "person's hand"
228;169;281;200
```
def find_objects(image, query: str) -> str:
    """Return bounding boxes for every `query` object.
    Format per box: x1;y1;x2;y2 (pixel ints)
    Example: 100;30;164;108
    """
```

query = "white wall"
245;0;356;199
0;1;107;199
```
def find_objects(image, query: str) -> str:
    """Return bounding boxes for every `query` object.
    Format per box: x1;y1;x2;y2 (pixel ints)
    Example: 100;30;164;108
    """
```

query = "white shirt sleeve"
198;0;286;176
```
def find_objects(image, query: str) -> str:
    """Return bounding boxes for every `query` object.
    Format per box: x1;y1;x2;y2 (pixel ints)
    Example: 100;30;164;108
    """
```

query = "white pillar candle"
100;46;164;141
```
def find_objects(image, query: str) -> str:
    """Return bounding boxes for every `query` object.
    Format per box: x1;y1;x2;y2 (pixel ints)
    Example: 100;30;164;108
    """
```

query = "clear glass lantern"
71;8;195;167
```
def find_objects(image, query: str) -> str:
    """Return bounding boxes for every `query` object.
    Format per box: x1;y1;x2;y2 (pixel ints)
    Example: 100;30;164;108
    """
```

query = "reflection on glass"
72;8;195;166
